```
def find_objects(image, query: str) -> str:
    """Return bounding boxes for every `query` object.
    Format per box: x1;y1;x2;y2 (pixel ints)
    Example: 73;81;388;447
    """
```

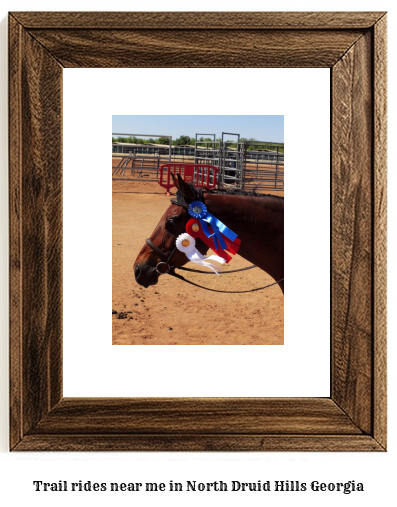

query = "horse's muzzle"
134;264;159;288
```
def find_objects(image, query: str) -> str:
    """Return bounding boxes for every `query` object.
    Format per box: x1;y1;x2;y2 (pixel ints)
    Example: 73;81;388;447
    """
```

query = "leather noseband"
145;238;177;275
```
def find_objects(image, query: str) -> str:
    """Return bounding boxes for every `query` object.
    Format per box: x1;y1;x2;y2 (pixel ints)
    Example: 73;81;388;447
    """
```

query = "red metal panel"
159;164;218;194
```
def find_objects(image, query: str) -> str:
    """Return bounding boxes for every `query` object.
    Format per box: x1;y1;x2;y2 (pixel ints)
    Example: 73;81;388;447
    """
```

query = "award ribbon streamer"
175;233;225;275
186;219;231;262
188;200;239;256
186;218;241;263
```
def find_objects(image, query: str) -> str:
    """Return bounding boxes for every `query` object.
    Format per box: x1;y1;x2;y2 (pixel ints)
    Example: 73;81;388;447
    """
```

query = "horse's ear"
172;173;196;202
170;172;178;188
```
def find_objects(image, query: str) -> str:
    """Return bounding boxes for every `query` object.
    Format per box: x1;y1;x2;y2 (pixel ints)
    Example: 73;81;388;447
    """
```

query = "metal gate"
193;133;244;188
194;133;283;192
220;133;244;189
194;133;221;168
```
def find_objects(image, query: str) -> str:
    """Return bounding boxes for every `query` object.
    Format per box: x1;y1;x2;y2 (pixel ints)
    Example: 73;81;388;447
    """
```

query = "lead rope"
168;270;284;294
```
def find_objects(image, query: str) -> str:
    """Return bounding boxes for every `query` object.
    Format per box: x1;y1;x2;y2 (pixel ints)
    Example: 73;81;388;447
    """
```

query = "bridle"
144;189;284;294
145;237;178;275
145;188;199;276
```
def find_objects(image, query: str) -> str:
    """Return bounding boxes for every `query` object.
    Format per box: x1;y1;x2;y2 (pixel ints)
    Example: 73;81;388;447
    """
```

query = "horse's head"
134;174;208;288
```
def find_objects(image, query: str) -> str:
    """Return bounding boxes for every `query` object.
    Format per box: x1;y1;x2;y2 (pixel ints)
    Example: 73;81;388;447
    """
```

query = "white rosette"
175;233;226;275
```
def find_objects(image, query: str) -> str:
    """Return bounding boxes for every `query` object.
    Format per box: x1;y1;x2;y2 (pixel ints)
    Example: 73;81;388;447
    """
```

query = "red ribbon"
186;218;240;264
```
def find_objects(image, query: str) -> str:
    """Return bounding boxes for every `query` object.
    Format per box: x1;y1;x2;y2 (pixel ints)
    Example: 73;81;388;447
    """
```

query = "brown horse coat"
134;175;284;293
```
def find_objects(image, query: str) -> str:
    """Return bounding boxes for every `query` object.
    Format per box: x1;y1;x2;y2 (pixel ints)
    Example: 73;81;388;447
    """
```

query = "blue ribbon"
204;214;227;250
188;201;238;252
188;201;208;220
205;213;238;243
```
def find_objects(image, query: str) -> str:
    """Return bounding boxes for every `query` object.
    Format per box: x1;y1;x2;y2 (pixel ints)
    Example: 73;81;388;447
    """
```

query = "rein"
145;237;283;294
179;264;257;274
168;270;284;294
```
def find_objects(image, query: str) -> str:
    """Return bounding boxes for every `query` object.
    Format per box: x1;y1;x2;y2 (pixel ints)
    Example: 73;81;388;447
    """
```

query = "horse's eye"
167;218;176;227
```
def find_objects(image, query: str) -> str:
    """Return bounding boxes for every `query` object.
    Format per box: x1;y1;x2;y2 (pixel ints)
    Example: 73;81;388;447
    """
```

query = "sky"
112;115;284;143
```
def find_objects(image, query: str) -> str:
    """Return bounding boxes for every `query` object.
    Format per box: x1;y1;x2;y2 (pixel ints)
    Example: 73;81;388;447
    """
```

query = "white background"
63;68;330;398
0;1;395;506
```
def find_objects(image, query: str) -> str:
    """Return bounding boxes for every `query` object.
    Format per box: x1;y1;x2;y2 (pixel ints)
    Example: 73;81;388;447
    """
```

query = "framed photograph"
110;115;285;347
9;11;387;451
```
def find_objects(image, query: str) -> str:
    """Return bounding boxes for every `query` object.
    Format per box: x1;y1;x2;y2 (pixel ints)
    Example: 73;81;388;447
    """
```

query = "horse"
134;174;284;293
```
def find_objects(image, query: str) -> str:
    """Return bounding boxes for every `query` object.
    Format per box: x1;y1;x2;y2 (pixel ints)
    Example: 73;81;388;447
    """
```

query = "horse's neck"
205;193;283;236
205;193;284;281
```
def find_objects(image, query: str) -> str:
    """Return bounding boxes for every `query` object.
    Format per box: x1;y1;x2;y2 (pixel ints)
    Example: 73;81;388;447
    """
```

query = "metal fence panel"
112;133;284;192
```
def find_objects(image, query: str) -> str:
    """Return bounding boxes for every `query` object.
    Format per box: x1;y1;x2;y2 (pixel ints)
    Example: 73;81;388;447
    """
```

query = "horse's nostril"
134;265;141;278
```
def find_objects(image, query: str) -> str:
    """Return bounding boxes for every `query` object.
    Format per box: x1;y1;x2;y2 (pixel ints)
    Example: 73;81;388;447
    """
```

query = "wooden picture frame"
9;11;387;451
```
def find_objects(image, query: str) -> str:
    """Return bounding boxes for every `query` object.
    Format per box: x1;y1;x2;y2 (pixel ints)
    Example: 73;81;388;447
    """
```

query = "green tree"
174;135;191;146
156;137;171;145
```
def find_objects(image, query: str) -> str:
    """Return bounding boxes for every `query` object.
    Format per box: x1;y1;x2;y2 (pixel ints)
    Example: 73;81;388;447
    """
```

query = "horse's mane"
170;185;204;209
206;187;284;200
170;183;283;209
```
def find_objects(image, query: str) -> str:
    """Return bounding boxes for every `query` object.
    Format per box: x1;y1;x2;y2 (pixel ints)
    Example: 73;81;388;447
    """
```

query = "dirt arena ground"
112;179;284;345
